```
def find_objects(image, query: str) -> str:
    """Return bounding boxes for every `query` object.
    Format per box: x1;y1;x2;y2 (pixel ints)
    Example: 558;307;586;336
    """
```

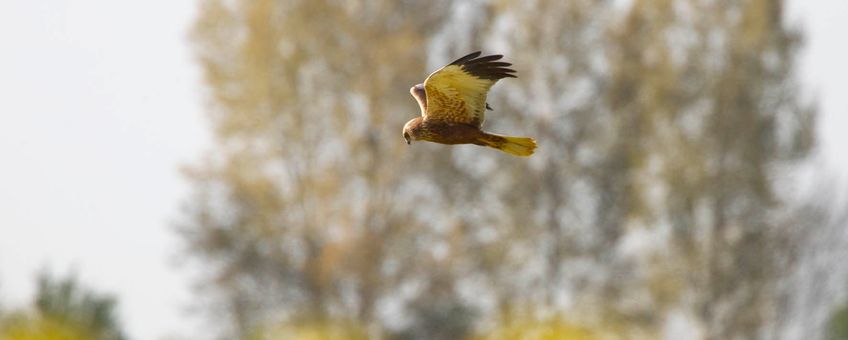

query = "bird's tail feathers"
480;133;537;157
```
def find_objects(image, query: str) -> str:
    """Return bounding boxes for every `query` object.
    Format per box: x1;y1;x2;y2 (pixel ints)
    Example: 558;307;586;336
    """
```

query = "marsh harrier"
403;51;536;157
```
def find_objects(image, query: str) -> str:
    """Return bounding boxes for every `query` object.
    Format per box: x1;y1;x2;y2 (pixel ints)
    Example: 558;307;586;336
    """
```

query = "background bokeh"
1;1;847;339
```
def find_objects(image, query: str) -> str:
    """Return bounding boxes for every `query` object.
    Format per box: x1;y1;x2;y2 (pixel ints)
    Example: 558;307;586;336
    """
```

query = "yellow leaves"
250;317;618;340
474;318;604;340
0;316;91;340
248;320;369;340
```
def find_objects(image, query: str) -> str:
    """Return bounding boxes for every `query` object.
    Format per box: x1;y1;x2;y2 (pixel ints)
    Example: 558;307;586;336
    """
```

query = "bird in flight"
403;51;537;157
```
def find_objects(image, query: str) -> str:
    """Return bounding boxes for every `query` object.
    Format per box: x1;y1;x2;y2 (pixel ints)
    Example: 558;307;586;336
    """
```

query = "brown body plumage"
403;51;537;157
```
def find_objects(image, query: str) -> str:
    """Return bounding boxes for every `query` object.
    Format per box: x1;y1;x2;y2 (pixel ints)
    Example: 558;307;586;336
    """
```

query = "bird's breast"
420;121;483;145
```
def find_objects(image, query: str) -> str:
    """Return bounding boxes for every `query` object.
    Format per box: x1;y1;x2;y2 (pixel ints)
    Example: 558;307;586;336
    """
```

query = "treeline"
0;272;125;340
182;0;837;339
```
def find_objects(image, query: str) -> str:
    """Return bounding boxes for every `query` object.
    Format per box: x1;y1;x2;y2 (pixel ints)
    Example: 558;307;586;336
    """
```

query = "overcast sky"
0;1;206;339
0;1;845;339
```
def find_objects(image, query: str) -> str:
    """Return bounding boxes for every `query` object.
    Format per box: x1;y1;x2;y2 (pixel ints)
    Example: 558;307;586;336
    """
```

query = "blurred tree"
183;0;475;337
596;0;813;338
183;0;815;338
33;272;125;340
0;272;126;340
776;181;848;339
425;0;813;337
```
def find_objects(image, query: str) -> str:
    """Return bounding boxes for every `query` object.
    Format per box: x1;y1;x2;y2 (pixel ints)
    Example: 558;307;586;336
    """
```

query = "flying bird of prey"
403;51;537;157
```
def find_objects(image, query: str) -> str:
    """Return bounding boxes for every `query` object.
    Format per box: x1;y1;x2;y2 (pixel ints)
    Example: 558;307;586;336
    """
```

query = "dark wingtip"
467;55;503;64
450;51;482;66
450;51;518;80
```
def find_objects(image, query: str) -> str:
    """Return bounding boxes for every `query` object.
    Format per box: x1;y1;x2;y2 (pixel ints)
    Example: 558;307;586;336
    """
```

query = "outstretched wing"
422;51;516;126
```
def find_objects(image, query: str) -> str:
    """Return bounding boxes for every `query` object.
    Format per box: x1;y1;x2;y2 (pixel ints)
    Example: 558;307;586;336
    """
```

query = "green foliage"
828;303;848;340
388;297;476;340
33;272;125;340
0;272;125;340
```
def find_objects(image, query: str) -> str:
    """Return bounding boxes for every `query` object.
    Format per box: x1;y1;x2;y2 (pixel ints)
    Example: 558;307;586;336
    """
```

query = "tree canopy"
183;0;816;338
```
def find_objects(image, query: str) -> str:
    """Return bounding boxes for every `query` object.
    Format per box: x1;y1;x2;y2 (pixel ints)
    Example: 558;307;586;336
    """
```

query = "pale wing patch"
423;65;495;124
410;84;428;116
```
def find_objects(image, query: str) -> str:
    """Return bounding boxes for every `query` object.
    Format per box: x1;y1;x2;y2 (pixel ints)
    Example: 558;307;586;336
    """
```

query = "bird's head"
402;117;423;145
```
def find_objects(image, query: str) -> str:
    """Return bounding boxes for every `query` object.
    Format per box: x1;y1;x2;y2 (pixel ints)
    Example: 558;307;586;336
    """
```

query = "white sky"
789;1;848;171
0;1;206;339
0;1;845;340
